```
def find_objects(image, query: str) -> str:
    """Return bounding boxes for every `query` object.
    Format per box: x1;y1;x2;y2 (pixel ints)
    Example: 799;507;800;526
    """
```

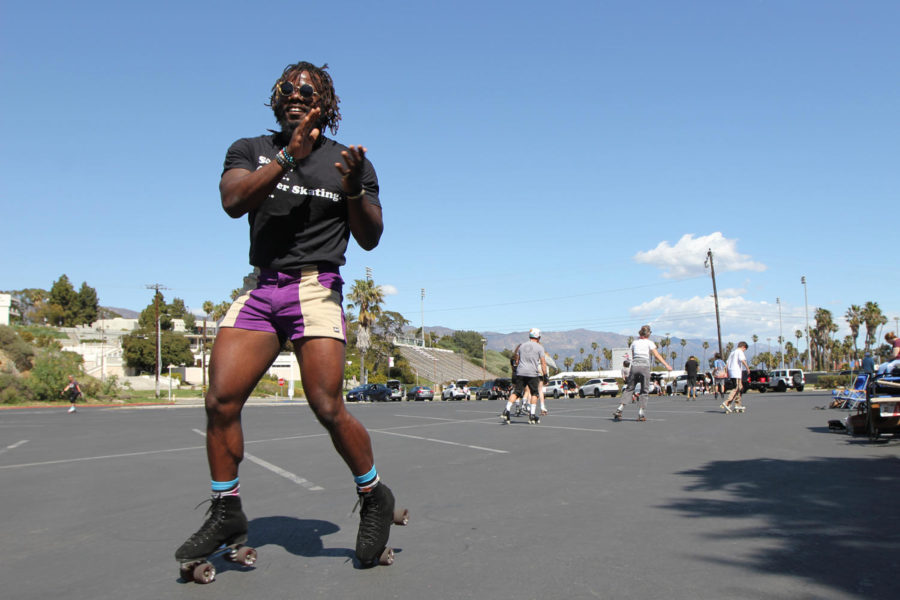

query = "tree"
603;347;612;369
139;291;173;332
564;357;574;371
702;341;710;365
752;334;759;358
844;304;862;362
680;338;687;368
346;278;384;384
73;282;100;326
811;308;839;370
122;331;193;374
862;301;888;354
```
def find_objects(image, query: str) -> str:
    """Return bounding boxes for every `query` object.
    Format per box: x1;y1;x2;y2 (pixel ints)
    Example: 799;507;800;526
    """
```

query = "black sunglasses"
277;81;318;99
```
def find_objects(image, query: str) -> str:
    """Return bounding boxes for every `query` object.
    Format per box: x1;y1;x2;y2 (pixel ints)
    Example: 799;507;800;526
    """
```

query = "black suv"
746;369;770;393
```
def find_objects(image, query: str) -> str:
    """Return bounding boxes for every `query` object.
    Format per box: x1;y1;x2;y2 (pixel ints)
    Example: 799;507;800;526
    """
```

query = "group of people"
501;328;549;424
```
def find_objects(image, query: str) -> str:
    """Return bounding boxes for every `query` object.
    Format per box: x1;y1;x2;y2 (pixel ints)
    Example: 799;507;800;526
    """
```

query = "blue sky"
2;1;898;346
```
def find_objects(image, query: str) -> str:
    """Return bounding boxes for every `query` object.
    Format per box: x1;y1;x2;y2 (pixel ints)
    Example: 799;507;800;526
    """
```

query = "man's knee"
309;395;347;429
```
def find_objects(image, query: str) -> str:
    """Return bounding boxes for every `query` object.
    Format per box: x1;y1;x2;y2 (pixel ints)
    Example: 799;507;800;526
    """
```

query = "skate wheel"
231;546;257;567
394;508;409;526
379;547;395;566
193;561;216;584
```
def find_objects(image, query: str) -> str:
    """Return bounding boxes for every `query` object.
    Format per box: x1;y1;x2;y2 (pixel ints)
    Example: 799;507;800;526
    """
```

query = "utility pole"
145;283;169;399
705;250;724;360
801;276;811;371
777;297;784;369
421;288;426;348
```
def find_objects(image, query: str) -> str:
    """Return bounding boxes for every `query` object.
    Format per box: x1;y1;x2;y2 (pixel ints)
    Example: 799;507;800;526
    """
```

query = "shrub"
0;373;34;404
24;349;84;402
817;375;853;390
0;325;35;371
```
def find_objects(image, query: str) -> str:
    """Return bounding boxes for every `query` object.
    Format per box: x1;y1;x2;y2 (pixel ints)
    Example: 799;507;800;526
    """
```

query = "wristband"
275;147;296;170
346;188;366;201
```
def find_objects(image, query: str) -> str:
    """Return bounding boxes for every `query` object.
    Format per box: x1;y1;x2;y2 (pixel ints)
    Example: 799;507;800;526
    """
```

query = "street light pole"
420;288;426;347
801;276;811;371
777;297;784;369
481;338;486;381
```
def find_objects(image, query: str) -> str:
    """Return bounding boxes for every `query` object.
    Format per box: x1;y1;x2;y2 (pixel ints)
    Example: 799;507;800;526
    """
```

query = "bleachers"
396;344;499;385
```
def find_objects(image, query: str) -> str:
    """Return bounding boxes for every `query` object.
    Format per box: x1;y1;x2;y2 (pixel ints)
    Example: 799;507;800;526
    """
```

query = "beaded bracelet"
275;147;296;170
346;188;366;201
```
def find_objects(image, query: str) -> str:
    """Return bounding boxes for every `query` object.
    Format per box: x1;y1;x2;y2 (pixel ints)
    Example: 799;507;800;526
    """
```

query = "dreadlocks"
268;61;342;135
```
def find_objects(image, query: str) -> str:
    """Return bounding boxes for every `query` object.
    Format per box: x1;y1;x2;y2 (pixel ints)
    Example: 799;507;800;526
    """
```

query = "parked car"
406;385;434;401
346;383;392;402
385;379;404;401
441;382;469;401
544;379;568;399
746;369;769;393
579;378;619;397
472;384;493;400
768;369;805;392
665;375;689;395
479;378;512;400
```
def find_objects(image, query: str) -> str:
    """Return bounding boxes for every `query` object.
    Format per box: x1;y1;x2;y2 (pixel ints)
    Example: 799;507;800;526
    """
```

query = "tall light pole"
801;276;811;371
481;338;487;381
776;297;784;369
705;249;724;359
420;288;426;347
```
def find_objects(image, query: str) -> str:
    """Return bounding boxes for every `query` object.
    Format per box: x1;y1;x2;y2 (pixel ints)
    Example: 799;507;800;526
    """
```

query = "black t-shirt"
685;359;699;377
223;134;381;272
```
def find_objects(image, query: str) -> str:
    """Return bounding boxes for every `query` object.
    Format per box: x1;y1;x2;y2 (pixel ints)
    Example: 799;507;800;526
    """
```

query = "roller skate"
355;482;409;567
720;402;732;414
501;409;510;424
528;413;540;425
613;409;623;421
175;495;255;584
637;414;647;422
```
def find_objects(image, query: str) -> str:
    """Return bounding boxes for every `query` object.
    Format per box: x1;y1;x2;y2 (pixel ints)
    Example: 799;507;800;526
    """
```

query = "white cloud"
380;284;399;296
633;232;766;279
628;291;811;343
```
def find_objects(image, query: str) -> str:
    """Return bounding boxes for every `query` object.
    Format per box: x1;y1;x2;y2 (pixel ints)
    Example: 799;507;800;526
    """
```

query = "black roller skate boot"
175;495;249;562
501;409;510;424
355;482;408;567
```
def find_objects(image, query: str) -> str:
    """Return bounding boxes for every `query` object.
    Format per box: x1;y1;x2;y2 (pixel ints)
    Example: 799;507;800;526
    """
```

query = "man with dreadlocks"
175;61;406;577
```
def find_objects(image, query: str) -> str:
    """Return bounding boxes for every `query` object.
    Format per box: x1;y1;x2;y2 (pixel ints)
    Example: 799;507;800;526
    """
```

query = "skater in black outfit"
175;61;404;579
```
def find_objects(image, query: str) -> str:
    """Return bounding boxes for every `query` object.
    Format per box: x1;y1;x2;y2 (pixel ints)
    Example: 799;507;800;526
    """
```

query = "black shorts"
686;375;697;386
513;375;540;398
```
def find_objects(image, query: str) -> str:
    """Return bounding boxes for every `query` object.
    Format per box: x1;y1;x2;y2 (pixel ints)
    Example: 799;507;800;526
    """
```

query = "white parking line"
0;444;206;470
0;439;29;457
369;428;508;454
192;429;323;491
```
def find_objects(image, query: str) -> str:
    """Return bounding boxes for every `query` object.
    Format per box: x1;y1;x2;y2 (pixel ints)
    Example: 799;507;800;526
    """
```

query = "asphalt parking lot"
2;390;899;600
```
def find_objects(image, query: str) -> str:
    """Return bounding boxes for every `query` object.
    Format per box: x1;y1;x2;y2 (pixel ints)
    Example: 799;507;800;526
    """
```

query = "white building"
0;293;10;326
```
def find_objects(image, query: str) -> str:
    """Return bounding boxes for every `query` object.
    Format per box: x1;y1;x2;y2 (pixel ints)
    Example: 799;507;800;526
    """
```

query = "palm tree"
752;334;759;360
627;336;635;347
845;304;862;363
564;356;574;372
346;278;385;384
811;308;839;370
679;338;687;368
603;347;613;369
861;301;888;354
702;341;710;367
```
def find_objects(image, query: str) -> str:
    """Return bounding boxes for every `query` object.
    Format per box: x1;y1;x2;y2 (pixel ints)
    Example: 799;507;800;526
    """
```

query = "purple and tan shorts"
220;266;346;342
